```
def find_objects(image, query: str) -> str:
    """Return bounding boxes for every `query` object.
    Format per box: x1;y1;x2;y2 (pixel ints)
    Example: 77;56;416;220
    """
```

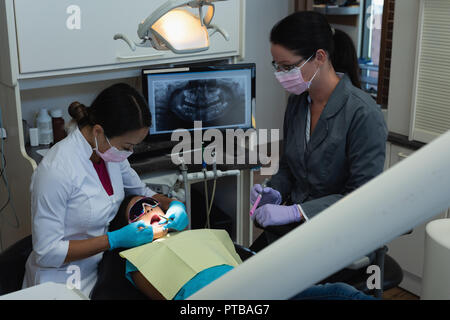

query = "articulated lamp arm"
114;0;229;53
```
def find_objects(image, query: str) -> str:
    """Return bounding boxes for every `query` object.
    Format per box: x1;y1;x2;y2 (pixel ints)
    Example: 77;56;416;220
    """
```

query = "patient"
103;195;376;301
108;195;241;300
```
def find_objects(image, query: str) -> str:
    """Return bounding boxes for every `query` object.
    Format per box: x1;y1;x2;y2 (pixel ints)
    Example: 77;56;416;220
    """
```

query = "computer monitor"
142;63;255;137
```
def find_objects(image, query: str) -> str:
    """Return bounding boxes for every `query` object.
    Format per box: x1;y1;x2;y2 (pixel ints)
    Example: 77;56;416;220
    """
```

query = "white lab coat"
22;127;155;297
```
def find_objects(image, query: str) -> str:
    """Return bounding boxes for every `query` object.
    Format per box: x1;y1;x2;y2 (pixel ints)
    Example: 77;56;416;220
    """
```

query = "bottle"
37;109;53;145
29;128;39;147
51;109;67;143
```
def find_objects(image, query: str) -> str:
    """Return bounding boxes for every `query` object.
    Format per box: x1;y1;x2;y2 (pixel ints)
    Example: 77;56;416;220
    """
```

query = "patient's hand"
153;224;168;240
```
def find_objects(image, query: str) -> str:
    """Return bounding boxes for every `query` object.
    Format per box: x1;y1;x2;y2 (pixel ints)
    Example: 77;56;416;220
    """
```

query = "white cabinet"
386;143;448;296
13;0;242;75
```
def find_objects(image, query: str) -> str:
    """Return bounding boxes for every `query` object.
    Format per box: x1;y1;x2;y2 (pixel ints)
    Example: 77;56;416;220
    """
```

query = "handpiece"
249;178;270;216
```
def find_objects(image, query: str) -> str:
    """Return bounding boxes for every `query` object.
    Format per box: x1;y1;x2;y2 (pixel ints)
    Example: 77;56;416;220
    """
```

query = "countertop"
26;132;421;172
25;145;262;174
387;132;425;151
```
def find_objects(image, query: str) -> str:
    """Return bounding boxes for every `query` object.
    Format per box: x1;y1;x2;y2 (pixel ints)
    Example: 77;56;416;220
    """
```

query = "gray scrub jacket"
269;74;388;220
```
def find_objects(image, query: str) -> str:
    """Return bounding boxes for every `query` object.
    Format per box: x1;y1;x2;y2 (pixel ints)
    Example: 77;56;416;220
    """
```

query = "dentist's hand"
160;200;188;231
251;204;302;228
250;184;282;208
107;221;154;250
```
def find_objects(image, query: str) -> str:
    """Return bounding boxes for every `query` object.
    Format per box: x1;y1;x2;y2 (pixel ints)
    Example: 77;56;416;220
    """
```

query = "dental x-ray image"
152;76;247;133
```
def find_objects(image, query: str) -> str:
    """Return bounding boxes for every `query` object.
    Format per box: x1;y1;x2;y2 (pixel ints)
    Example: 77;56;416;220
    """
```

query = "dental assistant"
22;83;188;297
250;11;388;247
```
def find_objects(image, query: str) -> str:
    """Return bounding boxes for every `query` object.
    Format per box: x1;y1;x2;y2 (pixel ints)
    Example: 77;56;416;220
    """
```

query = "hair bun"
68;101;88;124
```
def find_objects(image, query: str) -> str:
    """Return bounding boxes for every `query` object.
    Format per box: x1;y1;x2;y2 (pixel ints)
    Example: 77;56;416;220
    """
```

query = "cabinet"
13;0;242;76
386;142;449;296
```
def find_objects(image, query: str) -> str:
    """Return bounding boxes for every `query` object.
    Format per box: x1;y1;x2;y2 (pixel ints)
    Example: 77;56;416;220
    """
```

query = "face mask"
274;55;320;95
94;135;133;162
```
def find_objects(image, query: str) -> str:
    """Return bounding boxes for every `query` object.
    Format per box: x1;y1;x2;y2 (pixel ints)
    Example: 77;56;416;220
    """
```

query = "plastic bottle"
37;108;53;145
51;109;67;143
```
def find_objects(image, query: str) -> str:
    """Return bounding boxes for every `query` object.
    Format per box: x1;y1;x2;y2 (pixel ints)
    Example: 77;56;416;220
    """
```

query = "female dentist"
22;83;188;297
250;11;388;248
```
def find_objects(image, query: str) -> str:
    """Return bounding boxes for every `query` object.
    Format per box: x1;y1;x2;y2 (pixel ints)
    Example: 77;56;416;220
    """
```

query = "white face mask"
274;55;320;95
94;135;133;162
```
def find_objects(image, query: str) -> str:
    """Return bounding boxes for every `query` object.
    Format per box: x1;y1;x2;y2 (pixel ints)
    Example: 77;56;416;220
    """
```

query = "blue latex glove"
250;184;282;208
160;200;188;231
107;221;154;250
251;204;302;228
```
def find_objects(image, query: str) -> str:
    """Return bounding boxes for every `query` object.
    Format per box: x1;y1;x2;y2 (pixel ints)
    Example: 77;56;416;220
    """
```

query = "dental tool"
249;178;270;217
159;214;174;223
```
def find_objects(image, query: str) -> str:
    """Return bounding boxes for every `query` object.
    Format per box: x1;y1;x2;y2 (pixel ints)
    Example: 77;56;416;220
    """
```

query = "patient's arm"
131;271;167;300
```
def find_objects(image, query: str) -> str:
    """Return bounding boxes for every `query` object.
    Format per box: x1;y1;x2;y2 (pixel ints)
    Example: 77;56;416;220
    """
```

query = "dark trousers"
249;222;301;253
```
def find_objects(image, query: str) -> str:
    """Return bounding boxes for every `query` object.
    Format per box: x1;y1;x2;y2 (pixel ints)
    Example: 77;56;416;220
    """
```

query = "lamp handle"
113;33;137;51
208;24;230;41
116;53;166;61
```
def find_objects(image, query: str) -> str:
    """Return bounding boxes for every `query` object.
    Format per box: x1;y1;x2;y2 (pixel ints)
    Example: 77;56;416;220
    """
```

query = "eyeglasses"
272;57;306;72
128;197;160;223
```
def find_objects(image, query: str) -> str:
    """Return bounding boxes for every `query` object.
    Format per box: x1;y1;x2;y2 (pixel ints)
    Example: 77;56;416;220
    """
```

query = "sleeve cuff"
35;240;70;268
296;204;309;222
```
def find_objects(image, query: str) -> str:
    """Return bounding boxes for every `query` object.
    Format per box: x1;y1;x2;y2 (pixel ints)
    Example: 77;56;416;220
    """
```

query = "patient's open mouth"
150;215;161;225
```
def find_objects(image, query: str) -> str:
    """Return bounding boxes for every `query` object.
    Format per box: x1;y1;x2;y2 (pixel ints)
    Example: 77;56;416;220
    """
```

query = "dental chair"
90;242;255;300
0;232;402;299
0;234;255;299
0;235;32;296
317;245;403;298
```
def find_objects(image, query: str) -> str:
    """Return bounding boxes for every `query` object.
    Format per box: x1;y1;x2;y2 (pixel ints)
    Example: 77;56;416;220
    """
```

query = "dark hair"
108;194;137;232
68;83;152;138
270;11;361;88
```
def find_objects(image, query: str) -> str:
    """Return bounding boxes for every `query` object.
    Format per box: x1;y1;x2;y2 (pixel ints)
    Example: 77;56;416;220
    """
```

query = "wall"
240;0;294;138
0;0;34;252
386;0;420;136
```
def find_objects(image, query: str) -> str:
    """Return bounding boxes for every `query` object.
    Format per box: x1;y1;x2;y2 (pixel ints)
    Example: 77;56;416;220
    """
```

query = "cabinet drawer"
387;144;447;279
14;0;241;74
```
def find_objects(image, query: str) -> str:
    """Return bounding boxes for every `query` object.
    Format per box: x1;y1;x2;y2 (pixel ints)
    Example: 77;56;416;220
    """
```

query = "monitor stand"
130;135;203;161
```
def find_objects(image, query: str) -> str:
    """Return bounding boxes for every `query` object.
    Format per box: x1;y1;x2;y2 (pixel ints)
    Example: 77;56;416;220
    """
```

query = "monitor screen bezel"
142;63;256;141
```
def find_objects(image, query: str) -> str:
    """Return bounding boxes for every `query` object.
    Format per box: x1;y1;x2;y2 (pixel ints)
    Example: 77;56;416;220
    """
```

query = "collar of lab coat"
302;74;353;156
73;126;95;161
320;73;353;120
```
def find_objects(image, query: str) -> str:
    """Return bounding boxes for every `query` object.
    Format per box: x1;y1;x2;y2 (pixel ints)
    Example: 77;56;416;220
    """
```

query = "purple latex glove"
251;204;302;228
250;184;282;208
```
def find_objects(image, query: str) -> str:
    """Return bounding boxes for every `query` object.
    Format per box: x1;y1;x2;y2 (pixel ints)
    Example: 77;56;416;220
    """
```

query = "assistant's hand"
160;200;188;231
107;221;154;250
250;184;282;208
251;204;302;228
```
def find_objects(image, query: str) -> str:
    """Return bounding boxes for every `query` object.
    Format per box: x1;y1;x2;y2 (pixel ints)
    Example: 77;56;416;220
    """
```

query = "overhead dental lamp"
114;0;230;54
